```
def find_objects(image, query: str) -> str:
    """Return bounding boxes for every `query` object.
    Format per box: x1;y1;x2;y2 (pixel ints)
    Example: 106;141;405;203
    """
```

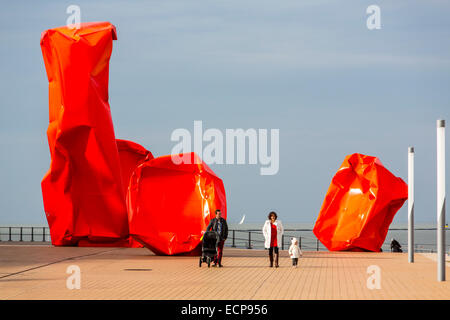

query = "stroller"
199;231;220;268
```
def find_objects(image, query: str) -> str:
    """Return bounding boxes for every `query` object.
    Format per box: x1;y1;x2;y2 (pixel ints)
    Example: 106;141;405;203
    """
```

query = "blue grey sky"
0;1;449;225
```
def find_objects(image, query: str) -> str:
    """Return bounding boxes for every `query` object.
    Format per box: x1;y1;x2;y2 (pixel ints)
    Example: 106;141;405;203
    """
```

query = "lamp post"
437;120;446;282
408;147;414;263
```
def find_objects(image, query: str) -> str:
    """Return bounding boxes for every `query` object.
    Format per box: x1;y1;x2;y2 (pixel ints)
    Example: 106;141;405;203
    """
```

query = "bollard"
316;238;319;251
31;227;34;242
43;227;46;242
20;227;23;241
247;231;252;249
8;227;12;241
299;236;302;249
282;235;284;250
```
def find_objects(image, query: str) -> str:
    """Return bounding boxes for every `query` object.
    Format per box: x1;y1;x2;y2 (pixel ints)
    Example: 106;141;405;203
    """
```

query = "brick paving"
0;244;448;300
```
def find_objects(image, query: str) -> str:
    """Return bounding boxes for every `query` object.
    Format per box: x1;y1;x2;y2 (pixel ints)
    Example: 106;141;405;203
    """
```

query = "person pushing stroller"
206;209;228;267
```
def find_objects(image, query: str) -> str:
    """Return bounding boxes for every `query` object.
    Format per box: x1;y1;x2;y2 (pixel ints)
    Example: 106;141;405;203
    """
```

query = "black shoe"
218;264;223;268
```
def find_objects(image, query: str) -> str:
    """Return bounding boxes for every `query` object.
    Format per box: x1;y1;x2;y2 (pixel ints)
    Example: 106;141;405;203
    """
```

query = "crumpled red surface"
40;22;227;253
313;153;408;252
117;139;154;194
40;22;129;246
127;153;227;255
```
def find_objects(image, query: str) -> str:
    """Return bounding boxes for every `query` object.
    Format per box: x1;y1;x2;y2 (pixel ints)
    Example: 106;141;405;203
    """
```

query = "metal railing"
0;226;51;242
0;226;323;249
227;229;324;251
0;226;448;253
226;228;450;253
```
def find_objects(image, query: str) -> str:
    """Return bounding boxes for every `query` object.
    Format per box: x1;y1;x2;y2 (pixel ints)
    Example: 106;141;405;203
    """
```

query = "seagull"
239;214;246;225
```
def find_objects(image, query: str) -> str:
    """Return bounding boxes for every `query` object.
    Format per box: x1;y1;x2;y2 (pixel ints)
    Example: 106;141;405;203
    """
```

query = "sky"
0;0;449;226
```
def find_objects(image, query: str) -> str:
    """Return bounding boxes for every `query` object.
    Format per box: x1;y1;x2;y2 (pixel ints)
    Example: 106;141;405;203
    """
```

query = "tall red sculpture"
127;153;227;255
313;153;408;252
41;22;129;245
40;22;227;254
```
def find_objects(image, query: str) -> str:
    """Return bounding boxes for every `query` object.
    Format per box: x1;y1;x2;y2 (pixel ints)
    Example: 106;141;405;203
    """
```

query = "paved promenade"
0;243;448;300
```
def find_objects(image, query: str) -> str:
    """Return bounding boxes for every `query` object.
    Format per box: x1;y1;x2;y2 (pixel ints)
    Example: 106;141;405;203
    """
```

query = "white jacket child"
288;238;302;267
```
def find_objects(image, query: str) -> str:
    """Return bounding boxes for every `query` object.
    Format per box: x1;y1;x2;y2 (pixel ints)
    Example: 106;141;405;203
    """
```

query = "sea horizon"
0;221;444;229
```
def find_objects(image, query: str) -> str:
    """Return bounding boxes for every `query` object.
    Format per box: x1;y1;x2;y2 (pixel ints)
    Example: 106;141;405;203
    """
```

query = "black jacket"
206;217;228;241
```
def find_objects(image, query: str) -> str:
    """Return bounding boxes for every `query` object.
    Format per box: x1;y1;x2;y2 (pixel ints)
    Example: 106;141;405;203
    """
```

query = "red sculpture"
40;22;227;254
40;22;128;246
313;153;408;252
127;153;227;255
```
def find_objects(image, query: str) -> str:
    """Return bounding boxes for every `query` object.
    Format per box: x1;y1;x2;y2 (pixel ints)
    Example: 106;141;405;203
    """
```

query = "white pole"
437;119;446;282
408;147;414;263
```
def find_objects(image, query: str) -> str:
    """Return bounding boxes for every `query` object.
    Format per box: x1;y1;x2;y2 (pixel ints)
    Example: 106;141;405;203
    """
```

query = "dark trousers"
292;258;298;266
269;246;279;267
215;240;225;264
269;246;279;256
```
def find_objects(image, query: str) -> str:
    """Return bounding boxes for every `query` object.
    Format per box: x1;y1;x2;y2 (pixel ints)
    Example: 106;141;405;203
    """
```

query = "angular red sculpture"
127;153;227;255
40;22;129;245
40;22;228;254
313;153;408;252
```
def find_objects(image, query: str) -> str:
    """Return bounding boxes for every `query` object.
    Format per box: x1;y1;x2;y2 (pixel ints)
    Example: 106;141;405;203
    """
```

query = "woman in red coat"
262;211;284;267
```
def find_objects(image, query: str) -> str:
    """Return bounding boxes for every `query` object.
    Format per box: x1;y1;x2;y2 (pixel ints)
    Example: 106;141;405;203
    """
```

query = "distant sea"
1;222;448;253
